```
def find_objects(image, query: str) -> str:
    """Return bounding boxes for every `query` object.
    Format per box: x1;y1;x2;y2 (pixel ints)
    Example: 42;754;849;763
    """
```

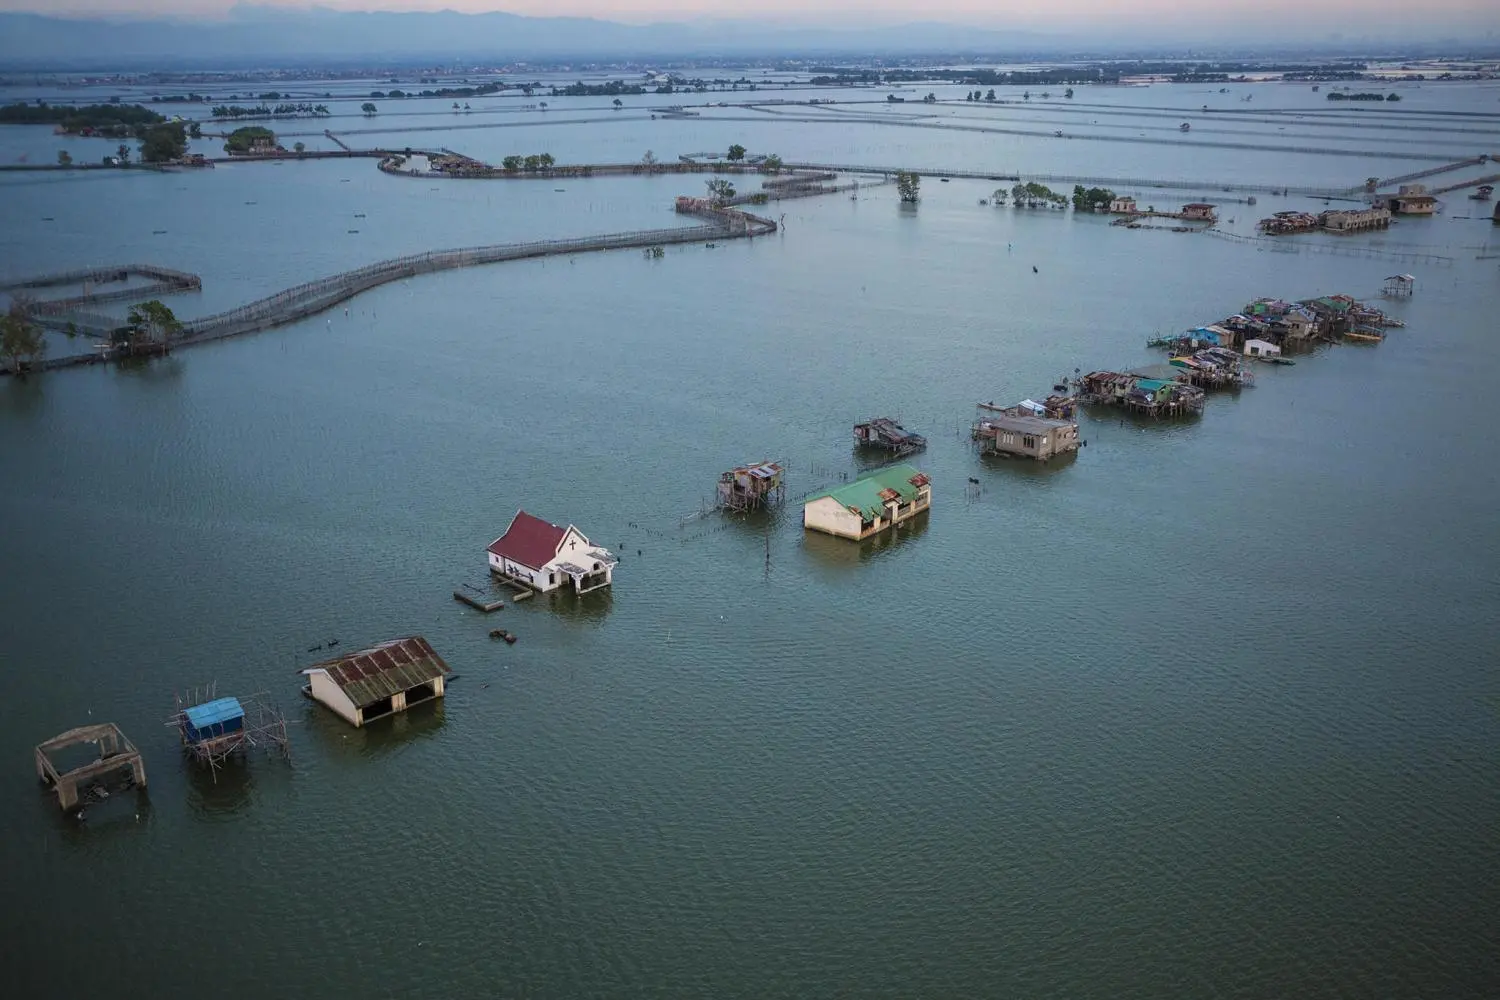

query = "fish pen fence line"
1372;156;1489;191
0;263;200;295
779;163;1375;198
1204;228;1454;266
177;219;769;344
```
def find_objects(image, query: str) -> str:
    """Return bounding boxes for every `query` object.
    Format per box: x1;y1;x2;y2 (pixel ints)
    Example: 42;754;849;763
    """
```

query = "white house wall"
804;497;869;540
308;670;362;727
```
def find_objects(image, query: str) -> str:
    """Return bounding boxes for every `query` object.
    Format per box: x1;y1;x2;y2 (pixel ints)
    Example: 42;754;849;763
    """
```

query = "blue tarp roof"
184;697;245;729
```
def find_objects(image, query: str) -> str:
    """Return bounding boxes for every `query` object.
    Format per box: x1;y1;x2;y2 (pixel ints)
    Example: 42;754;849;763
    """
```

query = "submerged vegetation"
223;126;277;153
139;122;189;163
896;170;921;204
0;102;163;137
1327;92;1403;101
1071;185;1117;212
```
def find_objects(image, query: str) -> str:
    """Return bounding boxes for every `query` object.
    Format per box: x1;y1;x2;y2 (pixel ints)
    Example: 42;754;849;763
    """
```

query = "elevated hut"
717;461;785;511
853;417;927;457
169;689;290;776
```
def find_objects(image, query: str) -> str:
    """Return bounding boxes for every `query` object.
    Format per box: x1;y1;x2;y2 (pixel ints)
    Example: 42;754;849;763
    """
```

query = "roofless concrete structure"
34;723;147;813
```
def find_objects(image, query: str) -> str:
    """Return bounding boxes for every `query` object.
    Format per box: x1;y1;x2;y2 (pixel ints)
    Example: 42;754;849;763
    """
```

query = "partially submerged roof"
806;463;929;521
978;413;1075;435
303;636;451;709
1130;364;1186;382
184;697;244;730
487;510;568;570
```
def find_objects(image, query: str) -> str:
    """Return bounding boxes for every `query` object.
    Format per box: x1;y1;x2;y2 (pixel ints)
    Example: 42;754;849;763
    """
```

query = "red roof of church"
487;510;567;570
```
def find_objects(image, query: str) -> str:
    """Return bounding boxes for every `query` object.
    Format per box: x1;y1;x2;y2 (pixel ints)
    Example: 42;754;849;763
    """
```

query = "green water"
2;80;1498;999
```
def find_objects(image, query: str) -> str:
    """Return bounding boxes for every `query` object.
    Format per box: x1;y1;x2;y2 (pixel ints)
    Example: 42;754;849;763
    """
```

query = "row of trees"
1327;92;1403;102
552;80;646;97
1070;185;1116;211
962;87;1075;102
0;101;163;130
211;103;330;119
1011;182;1067;208
500;153;556;172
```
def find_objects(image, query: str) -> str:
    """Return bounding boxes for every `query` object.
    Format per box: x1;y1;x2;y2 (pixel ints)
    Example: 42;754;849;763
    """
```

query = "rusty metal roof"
487;510;567;570
303;636;451;709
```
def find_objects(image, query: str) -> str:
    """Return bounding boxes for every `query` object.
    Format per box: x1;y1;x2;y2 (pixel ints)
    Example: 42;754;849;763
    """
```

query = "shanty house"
1181;202;1217;221
1109;196;1138;213
181;698;245;744
1244;339;1282;358
803;464;931;541
853;417;927;457
487;510;616;594
301;636;451;728
717;461;785;511
973;413;1080;462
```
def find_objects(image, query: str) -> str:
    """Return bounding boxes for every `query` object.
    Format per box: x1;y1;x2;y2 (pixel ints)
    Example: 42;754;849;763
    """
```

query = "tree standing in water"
896;170;921;204
0;300;45;375
126;300;184;355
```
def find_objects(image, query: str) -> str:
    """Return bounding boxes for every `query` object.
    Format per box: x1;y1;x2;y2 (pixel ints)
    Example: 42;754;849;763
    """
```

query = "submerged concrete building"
803;464;931;541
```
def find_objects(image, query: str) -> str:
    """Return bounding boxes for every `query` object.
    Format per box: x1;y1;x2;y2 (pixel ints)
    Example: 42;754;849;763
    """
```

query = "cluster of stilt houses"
1148;291;1405;356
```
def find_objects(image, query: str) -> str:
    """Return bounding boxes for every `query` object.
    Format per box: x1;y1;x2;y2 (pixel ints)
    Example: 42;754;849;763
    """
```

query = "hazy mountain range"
0;4;1493;70
0;5;1064;69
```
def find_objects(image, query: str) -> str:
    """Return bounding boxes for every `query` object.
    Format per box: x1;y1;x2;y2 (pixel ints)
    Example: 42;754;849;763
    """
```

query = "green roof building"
803;463;931;541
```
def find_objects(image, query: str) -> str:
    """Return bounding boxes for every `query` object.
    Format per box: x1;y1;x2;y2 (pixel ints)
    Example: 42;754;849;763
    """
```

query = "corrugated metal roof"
304;636;451;709
487;510;567;570
979;414;1075;435
184;697;244;729
805;463;929;520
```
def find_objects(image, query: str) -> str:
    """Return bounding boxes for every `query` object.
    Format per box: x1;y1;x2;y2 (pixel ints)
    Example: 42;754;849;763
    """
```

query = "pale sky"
3;0;1496;35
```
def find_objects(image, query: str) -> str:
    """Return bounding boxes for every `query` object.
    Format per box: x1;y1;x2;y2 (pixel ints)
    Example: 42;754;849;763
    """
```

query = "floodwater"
2;76;1498;999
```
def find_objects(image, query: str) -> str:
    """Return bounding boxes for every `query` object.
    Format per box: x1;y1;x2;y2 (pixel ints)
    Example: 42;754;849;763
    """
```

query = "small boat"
1263;357;1296;365
489;629;517;644
1052;383;1067;392
1179;122;1191;132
